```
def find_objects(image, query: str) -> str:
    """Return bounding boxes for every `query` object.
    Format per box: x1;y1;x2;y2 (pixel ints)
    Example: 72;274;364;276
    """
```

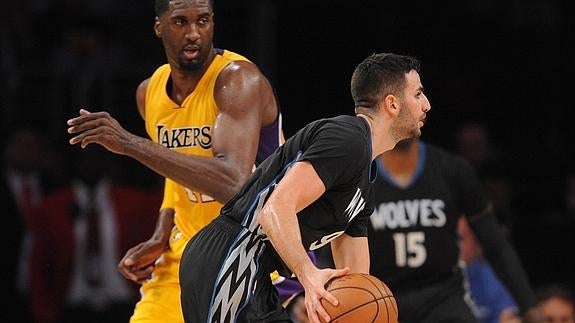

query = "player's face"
539;297;575;323
392;70;430;141
156;0;215;71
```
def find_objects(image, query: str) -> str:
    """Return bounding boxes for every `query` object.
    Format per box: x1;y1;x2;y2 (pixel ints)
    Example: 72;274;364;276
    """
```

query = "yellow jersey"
144;49;282;238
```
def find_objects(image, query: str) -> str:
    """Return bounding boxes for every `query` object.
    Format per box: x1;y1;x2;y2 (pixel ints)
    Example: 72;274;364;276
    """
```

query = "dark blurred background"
2;0;574;321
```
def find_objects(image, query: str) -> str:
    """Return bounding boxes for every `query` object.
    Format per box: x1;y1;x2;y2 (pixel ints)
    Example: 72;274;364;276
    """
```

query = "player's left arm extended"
330;234;369;273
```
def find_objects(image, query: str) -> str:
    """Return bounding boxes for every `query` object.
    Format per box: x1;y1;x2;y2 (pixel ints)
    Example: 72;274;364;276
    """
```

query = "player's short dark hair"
155;0;214;17
536;284;575;306
351;53;421;109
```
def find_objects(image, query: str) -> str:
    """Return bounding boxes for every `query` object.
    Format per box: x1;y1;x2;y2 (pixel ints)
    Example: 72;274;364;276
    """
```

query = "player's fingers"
68;131;94;146
320;268;348;306
80;135;98;149
71;127;105;148
134;264;155;283
118;253;144;281
67;121;98;138
126;246;162;268
67;109;97;126
306;304;322;323
68;130;97;147
332;267;350;277
117;265;138;281
315;301;331;323
67;110;111;128
321;288;338;307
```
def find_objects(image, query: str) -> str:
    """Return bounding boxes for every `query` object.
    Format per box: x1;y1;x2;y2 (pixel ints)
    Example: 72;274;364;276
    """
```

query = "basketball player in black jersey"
364;138;542;322
178;52;431;323
285;137;543;322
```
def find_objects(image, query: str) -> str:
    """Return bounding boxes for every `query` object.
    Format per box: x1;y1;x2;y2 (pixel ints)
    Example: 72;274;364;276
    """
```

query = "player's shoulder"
215;57;269;99
307;115;368;138
219;49;251;63
218;49;260;75
312;116;370;155
143;63;170;90
424;142;473;170
150;63;171;77
214;49;274;108
425;142;460;160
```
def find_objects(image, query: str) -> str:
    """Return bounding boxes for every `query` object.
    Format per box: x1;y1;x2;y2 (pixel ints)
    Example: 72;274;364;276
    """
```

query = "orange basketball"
319;273;398;323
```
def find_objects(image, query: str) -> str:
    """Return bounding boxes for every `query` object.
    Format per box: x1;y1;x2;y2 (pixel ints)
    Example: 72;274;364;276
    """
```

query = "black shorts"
179;216;292;323
395;272;478;323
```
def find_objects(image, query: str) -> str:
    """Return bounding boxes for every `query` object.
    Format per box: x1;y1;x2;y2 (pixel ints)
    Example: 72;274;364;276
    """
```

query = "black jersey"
369;142;487;291
221;115;377;276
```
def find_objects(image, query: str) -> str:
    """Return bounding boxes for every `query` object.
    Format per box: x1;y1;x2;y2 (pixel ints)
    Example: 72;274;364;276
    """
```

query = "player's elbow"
213;169;251;203
257;206;274;233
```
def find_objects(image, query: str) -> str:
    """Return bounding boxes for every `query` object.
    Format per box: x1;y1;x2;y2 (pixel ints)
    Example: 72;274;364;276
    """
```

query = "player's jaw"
412;115;427;138
178;43;204;71
393;106;424;141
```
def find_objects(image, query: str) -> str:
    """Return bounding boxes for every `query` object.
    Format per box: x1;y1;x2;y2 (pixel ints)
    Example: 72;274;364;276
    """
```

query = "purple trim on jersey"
377;141;427;188
276;278;304;303
256;113;283;165
274;252;317;302
213;46;281;166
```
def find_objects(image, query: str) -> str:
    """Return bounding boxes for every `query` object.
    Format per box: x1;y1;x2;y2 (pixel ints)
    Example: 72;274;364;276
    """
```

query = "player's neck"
380;139;419;177
168;49;217;104
356;113;395;159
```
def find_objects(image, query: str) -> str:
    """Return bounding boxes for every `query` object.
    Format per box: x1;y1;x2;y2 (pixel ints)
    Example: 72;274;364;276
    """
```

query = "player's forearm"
331;235;369;272
123;136;246;203
150;208;175;247
259;202;316;278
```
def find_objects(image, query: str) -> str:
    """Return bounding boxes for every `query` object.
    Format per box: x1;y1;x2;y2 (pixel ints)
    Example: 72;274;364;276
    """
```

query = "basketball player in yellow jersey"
66;0;284;322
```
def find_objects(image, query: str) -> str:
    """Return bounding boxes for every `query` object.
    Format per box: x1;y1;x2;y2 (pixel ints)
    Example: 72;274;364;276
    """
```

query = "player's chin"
406;130;421;140
179;58;202;71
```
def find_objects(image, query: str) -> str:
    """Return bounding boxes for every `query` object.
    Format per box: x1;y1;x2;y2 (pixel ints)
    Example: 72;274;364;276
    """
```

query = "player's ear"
384;94;399;116
154;17;162;38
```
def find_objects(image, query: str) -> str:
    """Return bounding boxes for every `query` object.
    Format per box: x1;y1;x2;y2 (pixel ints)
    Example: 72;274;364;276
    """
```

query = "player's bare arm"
135;78;149;120
117;207;175;283
258;161;350;323
67;61;278;204
330;234;369;273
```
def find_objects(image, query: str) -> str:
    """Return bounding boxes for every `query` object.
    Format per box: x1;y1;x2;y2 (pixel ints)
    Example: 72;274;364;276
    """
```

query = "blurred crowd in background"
1;0;573;322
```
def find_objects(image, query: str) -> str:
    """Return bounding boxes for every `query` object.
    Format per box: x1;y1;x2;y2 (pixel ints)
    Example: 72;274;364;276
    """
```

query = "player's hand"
67;108;136;154
301;267;350;323
118;240;166;284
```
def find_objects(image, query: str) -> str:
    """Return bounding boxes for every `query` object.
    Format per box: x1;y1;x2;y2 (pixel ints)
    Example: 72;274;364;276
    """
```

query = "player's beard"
392;106;420;143
179;57;203;71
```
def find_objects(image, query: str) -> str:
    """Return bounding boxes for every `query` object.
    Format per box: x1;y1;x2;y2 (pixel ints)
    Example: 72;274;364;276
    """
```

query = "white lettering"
370;199;447;230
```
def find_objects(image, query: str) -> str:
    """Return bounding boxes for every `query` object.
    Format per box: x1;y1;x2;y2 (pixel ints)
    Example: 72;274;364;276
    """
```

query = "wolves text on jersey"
156;124;212;149
370;199;447;230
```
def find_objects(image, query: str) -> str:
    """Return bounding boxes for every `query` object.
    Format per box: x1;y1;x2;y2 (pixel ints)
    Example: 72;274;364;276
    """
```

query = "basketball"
319;273;398;323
